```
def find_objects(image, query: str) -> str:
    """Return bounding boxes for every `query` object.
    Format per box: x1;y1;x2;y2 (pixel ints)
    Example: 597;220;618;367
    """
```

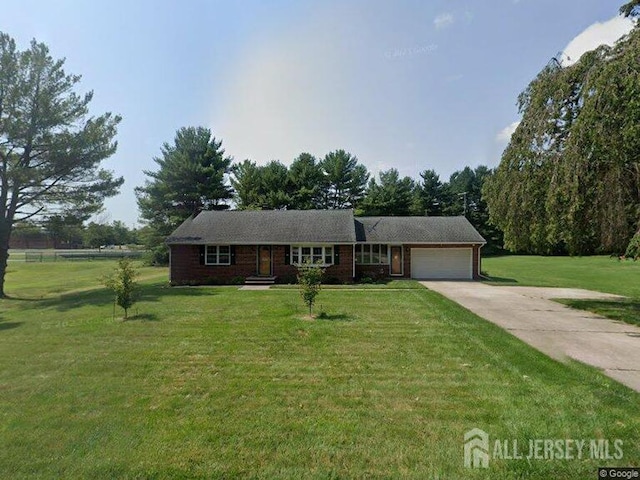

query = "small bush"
360;276;373;284
143;245;169;266
230;276;245;285
625;231;640;260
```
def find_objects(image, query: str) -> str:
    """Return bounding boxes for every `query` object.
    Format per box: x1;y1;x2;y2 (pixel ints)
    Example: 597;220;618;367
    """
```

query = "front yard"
0;261;639;478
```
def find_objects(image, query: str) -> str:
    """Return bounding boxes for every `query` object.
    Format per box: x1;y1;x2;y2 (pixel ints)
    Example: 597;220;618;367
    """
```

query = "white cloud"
434;13;454;30
496;121;520;144
562;15;635;66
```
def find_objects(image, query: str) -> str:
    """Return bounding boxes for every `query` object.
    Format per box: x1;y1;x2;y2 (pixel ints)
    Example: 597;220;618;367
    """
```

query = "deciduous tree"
484;16;640;255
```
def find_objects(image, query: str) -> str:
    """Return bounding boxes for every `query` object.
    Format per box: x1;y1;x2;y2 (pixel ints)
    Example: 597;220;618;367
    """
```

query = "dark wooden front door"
258;246;271;276
390;246;403;275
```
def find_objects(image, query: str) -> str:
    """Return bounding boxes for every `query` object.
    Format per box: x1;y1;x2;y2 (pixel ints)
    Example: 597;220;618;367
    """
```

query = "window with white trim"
355;244;389;264
291;246;333;266
205;245;231;265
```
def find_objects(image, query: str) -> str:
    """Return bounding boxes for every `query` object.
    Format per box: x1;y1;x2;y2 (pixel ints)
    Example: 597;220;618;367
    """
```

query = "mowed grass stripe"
0;262;638;478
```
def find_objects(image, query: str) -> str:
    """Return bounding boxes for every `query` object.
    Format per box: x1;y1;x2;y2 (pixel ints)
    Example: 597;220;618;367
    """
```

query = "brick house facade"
167;210;485;285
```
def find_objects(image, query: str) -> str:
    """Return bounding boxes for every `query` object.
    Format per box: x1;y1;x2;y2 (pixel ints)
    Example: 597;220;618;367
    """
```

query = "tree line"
11;217;141;249
135;127;503;263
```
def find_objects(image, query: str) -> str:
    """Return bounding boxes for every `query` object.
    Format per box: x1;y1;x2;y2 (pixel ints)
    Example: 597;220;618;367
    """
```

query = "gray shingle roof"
166;209;357;244
167;210;486;245
355;216;485;244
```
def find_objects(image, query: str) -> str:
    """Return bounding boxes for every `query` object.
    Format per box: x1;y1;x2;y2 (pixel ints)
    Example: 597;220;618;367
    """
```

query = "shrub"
230;276;245;285
296;260;324;315
103;258;139;319
625;230;640;260
143;244;169;266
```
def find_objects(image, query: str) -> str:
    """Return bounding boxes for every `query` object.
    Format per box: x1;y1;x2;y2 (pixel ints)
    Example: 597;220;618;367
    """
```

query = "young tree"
0;32;122;296
319;150;369;209
103;258;138;319
136;127;233;263
296;260;324;316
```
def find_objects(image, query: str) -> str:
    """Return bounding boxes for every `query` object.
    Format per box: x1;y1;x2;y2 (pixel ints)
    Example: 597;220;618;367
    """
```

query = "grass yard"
1;261;639;479
556;298;640;328
483;255;640;326
482;255;640;297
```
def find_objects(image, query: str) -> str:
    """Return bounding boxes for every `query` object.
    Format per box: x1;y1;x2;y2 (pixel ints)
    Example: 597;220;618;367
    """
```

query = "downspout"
352;244;356;280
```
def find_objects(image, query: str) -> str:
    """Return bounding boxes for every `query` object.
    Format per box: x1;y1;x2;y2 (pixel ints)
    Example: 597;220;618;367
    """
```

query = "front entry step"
245;276;277;285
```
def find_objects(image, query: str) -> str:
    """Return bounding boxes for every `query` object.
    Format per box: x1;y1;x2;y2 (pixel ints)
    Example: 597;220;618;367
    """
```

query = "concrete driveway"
421;281;640;393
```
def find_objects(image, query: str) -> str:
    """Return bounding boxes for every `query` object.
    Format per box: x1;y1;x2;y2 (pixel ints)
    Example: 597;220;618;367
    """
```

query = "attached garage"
410;247;472;279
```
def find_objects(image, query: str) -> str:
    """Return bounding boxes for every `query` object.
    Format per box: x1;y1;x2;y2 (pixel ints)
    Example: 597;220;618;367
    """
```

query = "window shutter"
230;245;236;265
199;245;205;265
284;245;290;265
334;245;340;265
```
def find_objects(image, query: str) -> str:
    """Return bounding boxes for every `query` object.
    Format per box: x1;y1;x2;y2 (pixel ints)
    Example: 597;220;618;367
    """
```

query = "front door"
390;246;403;275
258;246;272;276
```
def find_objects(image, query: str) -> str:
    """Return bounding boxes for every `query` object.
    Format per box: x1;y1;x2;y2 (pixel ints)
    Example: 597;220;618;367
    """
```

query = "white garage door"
410;248;472;279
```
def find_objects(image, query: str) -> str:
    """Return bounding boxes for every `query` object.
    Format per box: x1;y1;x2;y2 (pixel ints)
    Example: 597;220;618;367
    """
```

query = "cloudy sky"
1;0;635;226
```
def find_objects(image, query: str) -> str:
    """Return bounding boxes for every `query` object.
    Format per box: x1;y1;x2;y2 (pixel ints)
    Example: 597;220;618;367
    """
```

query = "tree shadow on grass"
316;312;354;322
482;275;519;284
0;321;22;331
9;284;220;312
124;312;160;322
560;299;640;327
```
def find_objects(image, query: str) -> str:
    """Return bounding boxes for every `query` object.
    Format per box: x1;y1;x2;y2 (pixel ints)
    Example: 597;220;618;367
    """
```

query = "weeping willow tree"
484;3;640;255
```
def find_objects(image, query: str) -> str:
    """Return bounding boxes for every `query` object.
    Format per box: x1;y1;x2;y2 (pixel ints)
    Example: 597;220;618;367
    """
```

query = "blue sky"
1;1;634;226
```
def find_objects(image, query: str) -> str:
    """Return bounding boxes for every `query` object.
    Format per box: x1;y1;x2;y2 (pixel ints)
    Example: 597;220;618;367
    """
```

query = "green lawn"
1;262;639;479
483;255;640;326
482;255;640;297
556;298;640;328
3;260;167;299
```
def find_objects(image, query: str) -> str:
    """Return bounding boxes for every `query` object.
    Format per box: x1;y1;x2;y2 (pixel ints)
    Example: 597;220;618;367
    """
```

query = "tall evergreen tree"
231;159;263;209
136;127;233;262
288;153;323;209
0;32;122;296
360;169;415;216
319;150;369;209
413;169;446;216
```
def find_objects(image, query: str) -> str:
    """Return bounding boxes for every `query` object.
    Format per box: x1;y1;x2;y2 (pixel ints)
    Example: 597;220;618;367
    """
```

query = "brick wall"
170;244;355;285
353;244;483;280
